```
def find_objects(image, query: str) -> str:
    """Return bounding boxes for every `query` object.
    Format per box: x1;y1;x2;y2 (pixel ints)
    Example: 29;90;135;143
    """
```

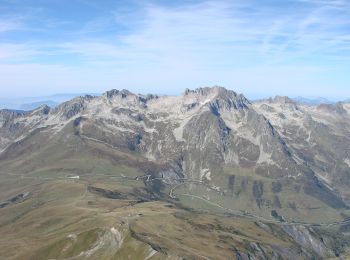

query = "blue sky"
0;0;349;99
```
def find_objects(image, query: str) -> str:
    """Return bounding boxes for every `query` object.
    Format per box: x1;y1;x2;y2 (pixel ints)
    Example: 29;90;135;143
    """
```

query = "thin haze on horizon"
0;0;349;99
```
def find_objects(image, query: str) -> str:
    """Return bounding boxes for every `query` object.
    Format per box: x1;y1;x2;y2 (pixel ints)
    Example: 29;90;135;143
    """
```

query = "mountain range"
1;92;348;111
1;86;350;259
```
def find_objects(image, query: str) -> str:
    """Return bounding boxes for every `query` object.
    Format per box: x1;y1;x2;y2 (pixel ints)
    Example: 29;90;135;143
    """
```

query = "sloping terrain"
254;97;350;203
1;87;350;259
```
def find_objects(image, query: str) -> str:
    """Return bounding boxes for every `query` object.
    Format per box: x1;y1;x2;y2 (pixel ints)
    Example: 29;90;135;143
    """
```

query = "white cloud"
0;0;349;98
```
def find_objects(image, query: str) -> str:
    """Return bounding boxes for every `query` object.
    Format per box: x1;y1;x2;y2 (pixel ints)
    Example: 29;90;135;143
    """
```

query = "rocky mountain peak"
183;86;235;98
31;104;51;115
265;96;299;112
0;109;28;121
0;109;24;115
137;94;159;104
317;102;347;115
103;89;155;109
182;86;251;111
51;97;87;120
269;96;296;105
104;89;134;99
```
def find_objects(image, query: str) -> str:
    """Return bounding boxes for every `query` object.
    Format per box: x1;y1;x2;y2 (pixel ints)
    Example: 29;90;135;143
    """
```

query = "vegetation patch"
87;186;126;199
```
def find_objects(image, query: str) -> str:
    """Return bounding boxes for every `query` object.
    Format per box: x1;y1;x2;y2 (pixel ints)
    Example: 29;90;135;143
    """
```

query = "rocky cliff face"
0;106;50;152
254;96;350;203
